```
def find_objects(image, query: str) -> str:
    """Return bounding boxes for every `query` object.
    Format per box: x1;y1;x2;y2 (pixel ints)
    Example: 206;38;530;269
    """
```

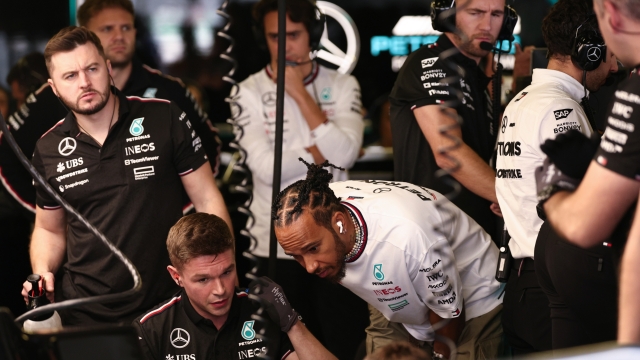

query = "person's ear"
332;211;346;235
48;79;58;97
167;265;182;287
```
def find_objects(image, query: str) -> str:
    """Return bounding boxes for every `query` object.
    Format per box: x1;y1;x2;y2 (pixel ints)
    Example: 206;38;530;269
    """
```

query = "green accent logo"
389;300;409;312
241;320;255;340
130;117;145;136
373;264;384;281
320;87;332;101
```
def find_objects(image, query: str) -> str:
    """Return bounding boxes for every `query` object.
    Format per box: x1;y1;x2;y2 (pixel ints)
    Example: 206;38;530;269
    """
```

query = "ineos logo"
587;47;601;62
58;137;77;156
262;92;277;106
170;328;190;348
373;188;391;194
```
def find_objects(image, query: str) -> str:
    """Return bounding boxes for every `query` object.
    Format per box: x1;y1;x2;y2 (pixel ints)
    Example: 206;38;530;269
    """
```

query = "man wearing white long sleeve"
233;0;365;358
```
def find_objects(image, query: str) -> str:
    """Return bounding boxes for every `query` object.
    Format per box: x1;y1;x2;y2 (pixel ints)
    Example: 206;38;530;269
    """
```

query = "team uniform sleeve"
411;238;463;319
0;86;67;212
536;101;588;156
32;145;61;210
311;75;364;169
234;81;313;186
593;78;640;180
171;84;222;176
132;320;159;360
169;102;209;175
390;51;458;111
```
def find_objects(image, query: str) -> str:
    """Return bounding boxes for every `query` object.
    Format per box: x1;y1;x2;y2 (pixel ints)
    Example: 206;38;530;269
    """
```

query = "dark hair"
542;0;597;59
167;213;234;269
272;158;344;230
6;52;48;93
44;27;106;74
252;0;318;35
77;0;135;27
366;341;430;360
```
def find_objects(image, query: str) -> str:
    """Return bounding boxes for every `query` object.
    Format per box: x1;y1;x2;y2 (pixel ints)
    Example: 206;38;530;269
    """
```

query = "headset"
430;0;518;42
253;0;326;52
571;16;607;71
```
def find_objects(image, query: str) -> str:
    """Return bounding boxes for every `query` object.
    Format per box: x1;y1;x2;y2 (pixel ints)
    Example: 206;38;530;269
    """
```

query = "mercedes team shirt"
32;88;208;324
332;180;503;342
134;289;293;360
496;69;593;259
389;34;497;236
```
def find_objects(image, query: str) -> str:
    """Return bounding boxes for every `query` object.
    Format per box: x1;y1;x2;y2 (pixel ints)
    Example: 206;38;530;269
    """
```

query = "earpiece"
337;221;344;234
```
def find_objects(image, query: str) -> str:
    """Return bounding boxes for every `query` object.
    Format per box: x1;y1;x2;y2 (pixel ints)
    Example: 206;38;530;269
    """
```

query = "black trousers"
502;256;552;356
535;222;618;350
253;257;369;360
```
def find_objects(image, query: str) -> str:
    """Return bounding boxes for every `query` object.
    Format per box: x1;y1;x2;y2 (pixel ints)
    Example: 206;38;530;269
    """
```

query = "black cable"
0;113;142;326
216;1;273;358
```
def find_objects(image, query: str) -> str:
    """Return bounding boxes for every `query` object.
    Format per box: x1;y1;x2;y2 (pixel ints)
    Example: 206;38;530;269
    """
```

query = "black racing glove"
249;276;300;332
540;129;601;179
535;157;580;219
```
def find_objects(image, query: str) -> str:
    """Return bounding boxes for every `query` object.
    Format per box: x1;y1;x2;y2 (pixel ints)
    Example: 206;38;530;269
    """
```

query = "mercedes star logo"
501;116;508;134
262;91;277;106
58;137;77;156
373;188;391;194
170;328;190;348
587;47;601;62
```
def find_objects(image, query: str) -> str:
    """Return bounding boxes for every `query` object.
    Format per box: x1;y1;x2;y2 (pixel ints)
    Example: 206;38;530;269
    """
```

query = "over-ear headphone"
571;16;606;71
253;0;326;52
430;0;518;42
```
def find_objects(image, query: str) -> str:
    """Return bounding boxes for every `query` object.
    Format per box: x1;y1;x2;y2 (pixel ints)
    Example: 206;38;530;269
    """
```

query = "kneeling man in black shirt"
133;213;336;360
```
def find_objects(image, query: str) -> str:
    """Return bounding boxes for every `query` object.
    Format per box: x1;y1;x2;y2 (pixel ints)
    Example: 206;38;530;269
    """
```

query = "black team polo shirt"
32;87;208;325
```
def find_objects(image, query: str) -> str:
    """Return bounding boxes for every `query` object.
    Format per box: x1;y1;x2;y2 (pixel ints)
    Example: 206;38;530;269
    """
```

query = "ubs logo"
170;328;190;348
58;137;77;156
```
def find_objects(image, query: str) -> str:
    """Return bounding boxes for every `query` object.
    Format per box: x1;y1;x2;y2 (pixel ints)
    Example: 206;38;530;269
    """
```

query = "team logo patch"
373;264;385;281
501;116;508;133
514;92;528;102
421;57;438;68
262;92;277;106
553;108;573;120
373;188;391;194
57;162;65;173
142;88;157;98
170;328;190;348
389;300;409;312
58;137;77;156
241;320;256;340
587;47;602;62
321;87;332;101
130;117;145;136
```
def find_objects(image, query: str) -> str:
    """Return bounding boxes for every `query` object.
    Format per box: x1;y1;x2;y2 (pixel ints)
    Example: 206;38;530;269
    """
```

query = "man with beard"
21;26;231;326
497;0;619;352
0;0;221;214
272;160;505;359
389;0;513;239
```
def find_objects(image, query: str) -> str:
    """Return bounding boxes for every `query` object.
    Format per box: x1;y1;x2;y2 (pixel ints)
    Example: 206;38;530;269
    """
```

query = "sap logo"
428;89;449;96
125;143;156;156
426;271;444;282
373;286;402;296
553;108;573;120
612;102;634;119
497;141;521;156
238;347;268;359
437;291;457;305
421;57;438;68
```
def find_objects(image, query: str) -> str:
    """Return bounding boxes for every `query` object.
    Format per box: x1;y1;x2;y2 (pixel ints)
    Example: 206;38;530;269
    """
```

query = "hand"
540;129;601;179
490;203;503;217
249;276;300;332
270;65;307;100
22;272;55;305
535;157;580;219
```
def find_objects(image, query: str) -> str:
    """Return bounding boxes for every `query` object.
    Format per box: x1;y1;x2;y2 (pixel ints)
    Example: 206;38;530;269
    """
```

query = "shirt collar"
59;86;130;136
121;57;148;94
531;68;588;102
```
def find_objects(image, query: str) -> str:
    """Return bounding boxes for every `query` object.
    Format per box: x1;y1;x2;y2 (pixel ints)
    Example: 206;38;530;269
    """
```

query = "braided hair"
272;158;345;229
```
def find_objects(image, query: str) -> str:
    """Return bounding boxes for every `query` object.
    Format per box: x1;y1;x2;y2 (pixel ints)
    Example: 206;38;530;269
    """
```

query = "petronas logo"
241;320;255;340
373;264;384;281
130;117;145;136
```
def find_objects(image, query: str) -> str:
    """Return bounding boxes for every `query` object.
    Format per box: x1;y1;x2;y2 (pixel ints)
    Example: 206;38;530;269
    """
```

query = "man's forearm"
292;91;326;131
439;143;497;203
287;321;337;360
618;200;640;344
429;310;464;359
30;226;66;274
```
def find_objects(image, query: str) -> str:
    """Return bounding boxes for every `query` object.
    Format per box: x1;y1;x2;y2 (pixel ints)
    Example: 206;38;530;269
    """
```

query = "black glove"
535;157;580;219
540;129;600;179
249;276;299;332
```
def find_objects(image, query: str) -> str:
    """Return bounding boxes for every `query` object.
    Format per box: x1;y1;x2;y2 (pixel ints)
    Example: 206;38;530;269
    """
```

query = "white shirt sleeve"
312;75;364;169
234;79;314;186
537;100;589;156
